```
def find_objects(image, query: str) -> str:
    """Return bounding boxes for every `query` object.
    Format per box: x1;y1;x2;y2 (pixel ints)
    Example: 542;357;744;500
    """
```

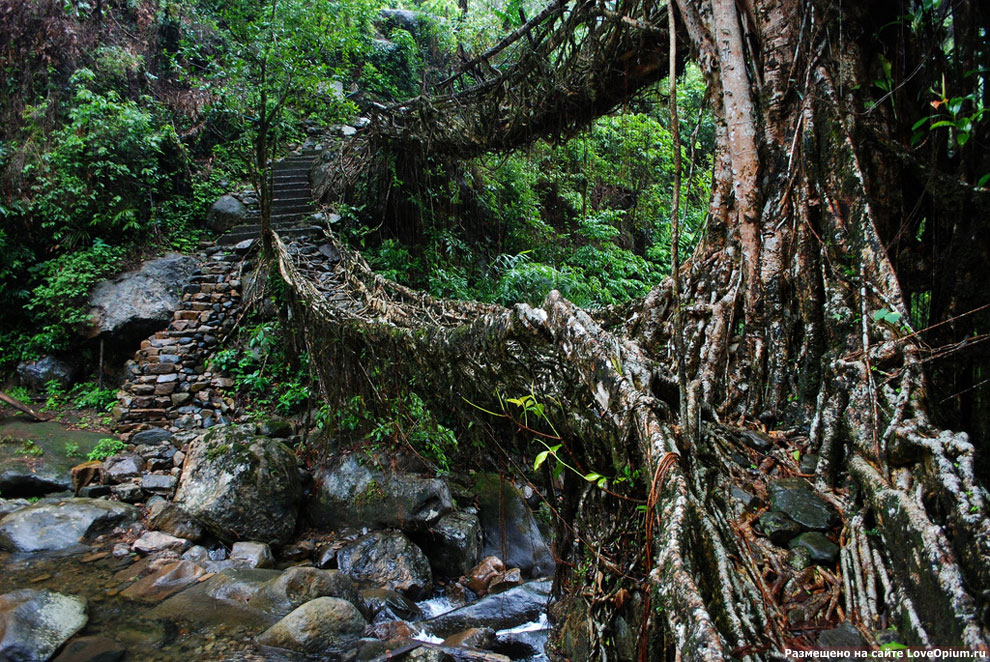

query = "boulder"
230;541;274;569
154;566;360;628
472;474;555;578
86;254;198;344
768;478;837;531
465;556;505;596
424;511;482;577
423;581;551;637
379;8;419;33
754;511;802;546
16;356;79;391
338;531;433;599
0;498;138;553
173;425;301;544
788;531;840;565
0;589;88;662
307;455;452;534
206;194;248;234
256;597;366;654
130;429;172;446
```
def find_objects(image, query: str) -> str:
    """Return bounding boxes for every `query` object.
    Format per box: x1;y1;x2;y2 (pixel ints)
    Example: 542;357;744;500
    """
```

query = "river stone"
206;194;248;234
788;531;840;565
338;531;432;599
754;511;802;546
51;635;125;662
16;356;79;391
132;530;191;555
230;541;274;568
130;428;172;446
173;425;301;544
256;597;366;654
423;581;551;637
307;454;452;533
472;474;555;578
0;498;138;553
443;627;496;649
423;511;483;578
767;478;837;531
360;588;422;623
101;454;145;484
148;503;205;542
0;589;88;662
154;566;360;628
86;253;198;344
119;560;206;603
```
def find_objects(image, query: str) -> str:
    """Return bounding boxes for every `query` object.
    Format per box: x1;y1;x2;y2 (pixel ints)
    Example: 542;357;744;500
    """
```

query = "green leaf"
883;311;902;324
584;472;603;482
793;449;801;462
911;117;931;131
977;173;990;188
873;308;889;322
880;642;908;652
956;131;970;146
534;450;550;470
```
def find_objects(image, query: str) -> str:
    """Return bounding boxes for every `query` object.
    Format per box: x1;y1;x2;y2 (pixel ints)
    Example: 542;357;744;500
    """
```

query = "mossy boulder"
173;425;301;544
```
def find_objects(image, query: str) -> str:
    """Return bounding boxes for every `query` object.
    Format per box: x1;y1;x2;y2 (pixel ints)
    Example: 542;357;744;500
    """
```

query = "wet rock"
16;356;79;391
101;455;145;484
0;498;138;553
799;453;819;475
788;546;812;571
119;560;206;603
206;195;248;234
443;627;496;649
817;622;865;648
424;511;482;577
148;503;204;542
154;566;360;628
0;498;31;518
0;589;88;662
423;581;551;637
466;556;505;596
768;478;837;531
370;619;416;642
130;428;172;446
754;511;802;546
307;455;452;534
488;568;523;594
739;429;773;452
788;531;840;565
256;597;366;653
181;545;210;563
173;425;301;544
472;474;554;578
730;486;758;511
86;254;198;344
0;421;111;496
338;531;432;599
51;635;126;662
281;540;315;562
230;541;275;569
360;589;422;623
132;530;191;555
255;418;293;439
110;483;143;503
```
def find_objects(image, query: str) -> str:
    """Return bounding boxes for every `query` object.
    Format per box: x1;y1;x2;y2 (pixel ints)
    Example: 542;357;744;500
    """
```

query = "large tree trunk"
288;0;990;658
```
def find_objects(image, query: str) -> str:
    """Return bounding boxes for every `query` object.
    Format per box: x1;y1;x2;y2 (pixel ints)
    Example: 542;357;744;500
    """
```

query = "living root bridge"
272;228;989;659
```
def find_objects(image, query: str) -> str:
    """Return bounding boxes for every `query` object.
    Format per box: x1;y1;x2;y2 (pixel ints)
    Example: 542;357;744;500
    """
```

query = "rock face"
338;531;433;599
307;455;452;533
472;474;555;578
0;498;138;553
173;425;301;544
423;581;551;637
0;589;88;662
86;253;199;344
424;511;483;577
206;194;248;234
16;356;79;391
256;597;366;654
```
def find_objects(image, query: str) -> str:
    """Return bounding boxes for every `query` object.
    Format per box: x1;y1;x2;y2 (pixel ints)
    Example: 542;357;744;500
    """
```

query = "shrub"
88;438;126;461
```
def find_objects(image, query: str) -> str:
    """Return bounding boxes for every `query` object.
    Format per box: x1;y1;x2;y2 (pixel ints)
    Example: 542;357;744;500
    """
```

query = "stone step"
272;203;314;215
273;166;310;176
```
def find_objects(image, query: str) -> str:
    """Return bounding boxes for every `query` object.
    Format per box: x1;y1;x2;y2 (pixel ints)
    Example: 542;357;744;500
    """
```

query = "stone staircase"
115;147;328;436
218;149;325;246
